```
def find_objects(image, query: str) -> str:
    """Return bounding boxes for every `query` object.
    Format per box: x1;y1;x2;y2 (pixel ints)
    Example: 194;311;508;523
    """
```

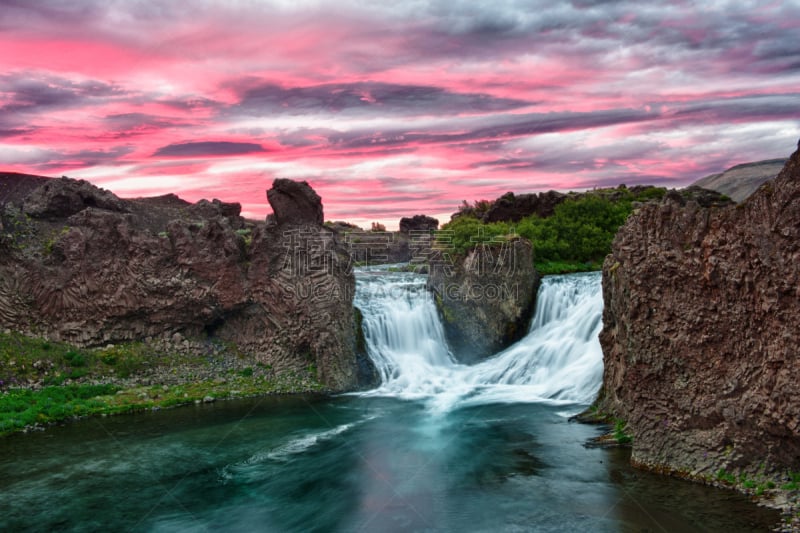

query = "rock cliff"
597;141;800;477
0;175;367;391
428;237;539;362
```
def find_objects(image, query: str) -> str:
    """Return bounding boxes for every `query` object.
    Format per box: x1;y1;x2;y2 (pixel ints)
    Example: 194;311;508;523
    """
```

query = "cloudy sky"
1;1;799;227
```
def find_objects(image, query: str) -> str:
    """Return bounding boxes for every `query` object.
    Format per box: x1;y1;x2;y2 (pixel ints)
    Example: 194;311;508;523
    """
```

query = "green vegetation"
613;419;633;445
235;228;253;248
441;186;666;274
0;370;324;437
713;468;788;497
0;332;159;385
0;331;325;436
716;468;737;484
43;226;71;255
782;471;800;491
0;384;120;434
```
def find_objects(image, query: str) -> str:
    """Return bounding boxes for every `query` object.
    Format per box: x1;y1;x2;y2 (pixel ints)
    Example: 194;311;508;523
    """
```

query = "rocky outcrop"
23;177;128;219
482;191;566;222
399;215;438;234
693;159;786;203
266;178;324;226
0;176;367;391
428;237;539;362
597;141;800;477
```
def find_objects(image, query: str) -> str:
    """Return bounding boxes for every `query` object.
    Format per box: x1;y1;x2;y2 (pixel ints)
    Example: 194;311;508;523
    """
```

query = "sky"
1;1;799;228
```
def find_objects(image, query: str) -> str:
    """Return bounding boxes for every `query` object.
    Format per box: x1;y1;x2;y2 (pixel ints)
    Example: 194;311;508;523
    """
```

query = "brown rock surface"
266;178;324;226
0;175;365;391
428;237;539;362
597;142;800;477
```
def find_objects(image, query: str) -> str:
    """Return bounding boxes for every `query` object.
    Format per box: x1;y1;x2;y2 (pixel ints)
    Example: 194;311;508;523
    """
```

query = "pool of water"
0;395;779;532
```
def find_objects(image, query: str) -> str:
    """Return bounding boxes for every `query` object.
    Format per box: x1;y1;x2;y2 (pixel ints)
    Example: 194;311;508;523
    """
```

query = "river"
0;270;778;531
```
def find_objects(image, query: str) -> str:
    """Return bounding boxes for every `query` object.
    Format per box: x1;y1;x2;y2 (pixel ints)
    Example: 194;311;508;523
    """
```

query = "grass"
0;331;325;436
0;371;324;437
0;384;120;434
714;468;790;497
613;419;633;445
782;471;800;491
0;331;228;387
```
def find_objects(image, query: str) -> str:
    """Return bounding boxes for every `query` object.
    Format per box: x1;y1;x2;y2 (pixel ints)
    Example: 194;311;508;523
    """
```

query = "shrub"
438;187;666;273
63;350;86;367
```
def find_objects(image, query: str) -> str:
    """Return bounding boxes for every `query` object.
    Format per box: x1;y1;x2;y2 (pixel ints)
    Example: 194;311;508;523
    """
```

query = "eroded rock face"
266;178;324;225
482;191;566;222
23;177;128;219
598;142;800;477
0;175;366;391
427;238;539;362
399;215;438;234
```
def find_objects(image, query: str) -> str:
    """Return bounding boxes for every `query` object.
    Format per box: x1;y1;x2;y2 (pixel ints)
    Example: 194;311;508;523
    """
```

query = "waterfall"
354;267;604;412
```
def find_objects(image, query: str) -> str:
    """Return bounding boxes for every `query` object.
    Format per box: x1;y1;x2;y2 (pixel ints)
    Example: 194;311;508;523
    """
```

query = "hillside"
692;159;786;202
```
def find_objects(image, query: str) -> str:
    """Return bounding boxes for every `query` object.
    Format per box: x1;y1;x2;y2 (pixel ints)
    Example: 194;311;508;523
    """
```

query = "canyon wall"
0;175;368;391
598;141;800;476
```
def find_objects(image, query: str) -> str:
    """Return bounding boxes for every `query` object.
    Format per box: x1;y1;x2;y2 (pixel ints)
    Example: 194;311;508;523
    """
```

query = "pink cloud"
0;1;798;228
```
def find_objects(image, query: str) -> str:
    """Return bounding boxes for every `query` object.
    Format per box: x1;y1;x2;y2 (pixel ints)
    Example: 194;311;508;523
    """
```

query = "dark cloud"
102;113;192;138
24;146;135;172
662;94;800;125
231;81;530;117
153;141;267;157
0;128;34;138
159;97;222;112
326;108;653;150
0;74;125;115
0;1;101;29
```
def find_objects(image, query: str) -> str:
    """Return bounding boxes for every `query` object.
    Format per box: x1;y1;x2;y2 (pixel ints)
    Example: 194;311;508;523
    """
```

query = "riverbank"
576;406;800;531
0;331;324;437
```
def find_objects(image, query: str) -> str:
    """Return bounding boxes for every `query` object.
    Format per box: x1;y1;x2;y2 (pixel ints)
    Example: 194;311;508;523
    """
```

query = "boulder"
266;179;324;226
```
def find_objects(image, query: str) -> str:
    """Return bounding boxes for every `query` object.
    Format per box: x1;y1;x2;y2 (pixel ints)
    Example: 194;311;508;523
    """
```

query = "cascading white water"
354;267;604;412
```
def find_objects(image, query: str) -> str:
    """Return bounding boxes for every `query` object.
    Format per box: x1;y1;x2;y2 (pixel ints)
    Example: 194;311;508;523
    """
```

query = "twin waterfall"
354;268;604;413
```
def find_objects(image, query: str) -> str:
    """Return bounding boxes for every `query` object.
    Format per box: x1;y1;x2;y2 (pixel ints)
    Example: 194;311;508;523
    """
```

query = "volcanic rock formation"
0;175;367;391
428;237;539;362
597;141;800;477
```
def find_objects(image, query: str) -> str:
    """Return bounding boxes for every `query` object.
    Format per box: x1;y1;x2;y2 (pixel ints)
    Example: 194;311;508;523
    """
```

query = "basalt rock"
266;178;323;226
0;175;367;391
23;177;128;219
399;215;439;234
597;141;800;478
428;237;539;362
482;190;566;222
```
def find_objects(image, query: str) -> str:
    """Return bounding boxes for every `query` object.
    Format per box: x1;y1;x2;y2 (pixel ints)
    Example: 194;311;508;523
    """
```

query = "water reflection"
0;396;779;532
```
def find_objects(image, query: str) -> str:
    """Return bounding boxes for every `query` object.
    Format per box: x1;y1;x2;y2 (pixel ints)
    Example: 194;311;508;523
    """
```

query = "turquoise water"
0;396;778;532
0;272;781;531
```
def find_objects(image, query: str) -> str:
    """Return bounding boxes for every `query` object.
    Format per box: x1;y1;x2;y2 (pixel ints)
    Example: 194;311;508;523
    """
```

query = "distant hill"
693;159;786;202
